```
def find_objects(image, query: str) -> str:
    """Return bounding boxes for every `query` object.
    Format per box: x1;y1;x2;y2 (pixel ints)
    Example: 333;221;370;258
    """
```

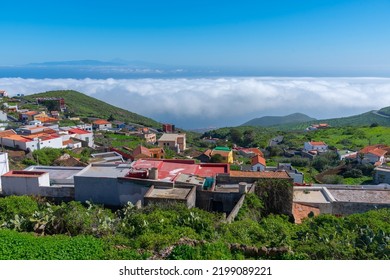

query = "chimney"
149;167;159;180
239;182;247;194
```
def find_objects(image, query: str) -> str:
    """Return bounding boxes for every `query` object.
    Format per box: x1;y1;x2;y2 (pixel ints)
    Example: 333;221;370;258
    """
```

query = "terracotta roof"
251;155;266;166
93;119;111;125
368;148;387;157
63;139;73;146
149;147;164;153
212;150;231;157
309;141;326;146
133;145;152;157
24;133;60;141
359;145;388;154
0;130;17;138
23;111;38;116
35;116;58;123
248;148;263;156
68;128;91;135
3;134;32;143
203;149;212;157
293;203;320;224
229;170;291;179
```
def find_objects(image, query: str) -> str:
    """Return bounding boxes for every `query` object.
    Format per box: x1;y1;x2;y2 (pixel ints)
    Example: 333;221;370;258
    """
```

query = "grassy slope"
242;113;316;127
272;111;390;131
284;126;390;150
24;90;160;127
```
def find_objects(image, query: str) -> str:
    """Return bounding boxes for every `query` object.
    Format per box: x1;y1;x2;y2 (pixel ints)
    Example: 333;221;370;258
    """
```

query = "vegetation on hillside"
271;111;390;130
23;90;160;127
0;196;389;260
242;113;316;127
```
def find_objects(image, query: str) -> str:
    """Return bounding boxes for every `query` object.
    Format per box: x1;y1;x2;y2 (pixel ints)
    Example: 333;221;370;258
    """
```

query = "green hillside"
24;90;160;127
242;113;316;127
272;110;390;131
377;106;390;117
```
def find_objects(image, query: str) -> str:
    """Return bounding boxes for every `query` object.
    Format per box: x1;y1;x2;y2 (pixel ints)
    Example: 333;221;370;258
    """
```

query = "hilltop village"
0;89;390;225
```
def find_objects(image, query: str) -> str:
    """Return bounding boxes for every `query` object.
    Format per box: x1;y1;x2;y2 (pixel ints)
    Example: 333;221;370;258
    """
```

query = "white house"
359;145;388;166
157;133;186;153
304;141;328;153
0;110;7;121
251;155;266;171
68;128;94;147
0;129;63;151
0;152;10;191
92;119;112;130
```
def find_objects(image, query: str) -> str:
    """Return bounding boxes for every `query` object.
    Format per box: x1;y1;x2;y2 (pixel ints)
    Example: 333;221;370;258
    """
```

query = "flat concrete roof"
158;133;185;142
145;187;191;200
328;189;390;204
293;189;329;203
75;163;132;178
214;183;251;193
25;166;84;180
175;174;205;186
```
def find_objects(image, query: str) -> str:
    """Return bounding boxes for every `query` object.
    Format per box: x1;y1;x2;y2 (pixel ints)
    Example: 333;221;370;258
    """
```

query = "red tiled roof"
63;139;73;146
68;128;91;135
293;203;320;224
23;111;38;116
35;116;58;123
3;134;32;143
359;145;388;154
93;119;111;125
0;130;17;138
368;149;387;157
230;170;291;179
310;141;326;146
251;155;266;166
248;148;263;156
133;145;152;157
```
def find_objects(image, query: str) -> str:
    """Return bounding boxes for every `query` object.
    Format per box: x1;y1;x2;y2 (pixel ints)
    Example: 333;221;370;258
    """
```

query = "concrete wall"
331;202;390;216
374;168;390;184
38;136;63;150
1;174;73;198
186;186;197;208
117;178;151;206
196;190;242;213
226;194;246;223
74;176;151;206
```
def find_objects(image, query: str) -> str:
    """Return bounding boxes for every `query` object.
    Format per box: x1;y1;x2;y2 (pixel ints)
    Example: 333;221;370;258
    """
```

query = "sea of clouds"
1;77;390;128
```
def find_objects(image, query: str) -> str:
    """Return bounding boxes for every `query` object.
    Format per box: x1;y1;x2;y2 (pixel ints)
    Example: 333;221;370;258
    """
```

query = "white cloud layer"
1;77;390;128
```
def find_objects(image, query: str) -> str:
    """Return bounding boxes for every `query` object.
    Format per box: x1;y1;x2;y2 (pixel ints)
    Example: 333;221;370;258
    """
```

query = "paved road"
372;110;390;118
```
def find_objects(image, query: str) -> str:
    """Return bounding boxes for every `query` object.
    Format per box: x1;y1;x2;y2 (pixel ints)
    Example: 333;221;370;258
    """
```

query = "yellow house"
211;146;234;164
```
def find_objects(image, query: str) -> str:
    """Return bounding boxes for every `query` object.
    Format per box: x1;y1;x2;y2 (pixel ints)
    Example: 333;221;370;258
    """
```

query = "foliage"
0;196;39;225
32;148;63;166
322;175;344;184
0;229;105;260
236;193;263;221
343;168;363;178
312;152;339;172
1;195;390;260
23;90;160;127
210;154;224;163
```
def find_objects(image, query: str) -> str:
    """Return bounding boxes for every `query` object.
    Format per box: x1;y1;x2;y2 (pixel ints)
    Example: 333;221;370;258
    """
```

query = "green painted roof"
214;146;231;151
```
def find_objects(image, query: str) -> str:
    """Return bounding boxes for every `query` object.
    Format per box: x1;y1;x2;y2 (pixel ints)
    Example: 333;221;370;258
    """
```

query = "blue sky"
1;0;390;74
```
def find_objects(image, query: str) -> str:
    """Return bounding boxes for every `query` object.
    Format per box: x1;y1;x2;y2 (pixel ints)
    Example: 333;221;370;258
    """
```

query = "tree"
210;154;224;163
243;130;256;146
230;129;242;145
107;114;115;122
